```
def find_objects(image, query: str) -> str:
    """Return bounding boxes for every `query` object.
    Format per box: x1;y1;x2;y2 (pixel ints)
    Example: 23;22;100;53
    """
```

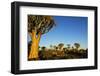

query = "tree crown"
28;15;55;35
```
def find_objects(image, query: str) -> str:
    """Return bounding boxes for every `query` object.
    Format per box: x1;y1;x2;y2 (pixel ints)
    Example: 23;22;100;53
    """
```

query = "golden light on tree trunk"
28;30;41;60
28;15;55;60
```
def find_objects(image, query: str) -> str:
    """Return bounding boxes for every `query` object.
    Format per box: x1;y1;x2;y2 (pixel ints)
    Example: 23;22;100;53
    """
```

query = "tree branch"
37;32;41;41
32;29;36;40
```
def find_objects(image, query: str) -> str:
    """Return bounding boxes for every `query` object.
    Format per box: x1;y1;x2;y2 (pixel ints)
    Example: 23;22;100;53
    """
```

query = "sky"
28;16;88;49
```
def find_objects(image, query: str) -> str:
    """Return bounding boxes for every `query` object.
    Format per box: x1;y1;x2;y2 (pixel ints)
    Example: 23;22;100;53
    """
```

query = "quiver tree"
28;15;55;60
58;43;64;51
74;43;80;51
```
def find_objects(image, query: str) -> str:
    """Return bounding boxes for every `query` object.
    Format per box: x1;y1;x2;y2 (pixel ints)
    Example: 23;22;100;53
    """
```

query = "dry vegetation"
28;42;88;60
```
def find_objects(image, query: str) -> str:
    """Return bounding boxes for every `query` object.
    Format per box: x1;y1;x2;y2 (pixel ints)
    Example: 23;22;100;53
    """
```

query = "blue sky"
28;16;88;49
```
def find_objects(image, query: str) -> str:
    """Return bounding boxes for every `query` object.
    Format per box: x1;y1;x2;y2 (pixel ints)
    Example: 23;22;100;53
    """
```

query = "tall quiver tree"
28;15;55;60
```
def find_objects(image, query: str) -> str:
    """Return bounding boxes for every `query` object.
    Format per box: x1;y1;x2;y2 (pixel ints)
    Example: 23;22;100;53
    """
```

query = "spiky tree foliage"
58;43;64;50
28;15;55;60
41;46;46;51
28;15;55;35
74;43;80;50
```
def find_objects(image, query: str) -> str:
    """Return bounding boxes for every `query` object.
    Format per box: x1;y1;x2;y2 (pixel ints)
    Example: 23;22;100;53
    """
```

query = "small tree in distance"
58;43;64;51
74;43;80;51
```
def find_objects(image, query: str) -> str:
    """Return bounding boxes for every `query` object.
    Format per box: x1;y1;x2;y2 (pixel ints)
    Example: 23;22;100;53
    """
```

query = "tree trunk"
28;30;41;60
